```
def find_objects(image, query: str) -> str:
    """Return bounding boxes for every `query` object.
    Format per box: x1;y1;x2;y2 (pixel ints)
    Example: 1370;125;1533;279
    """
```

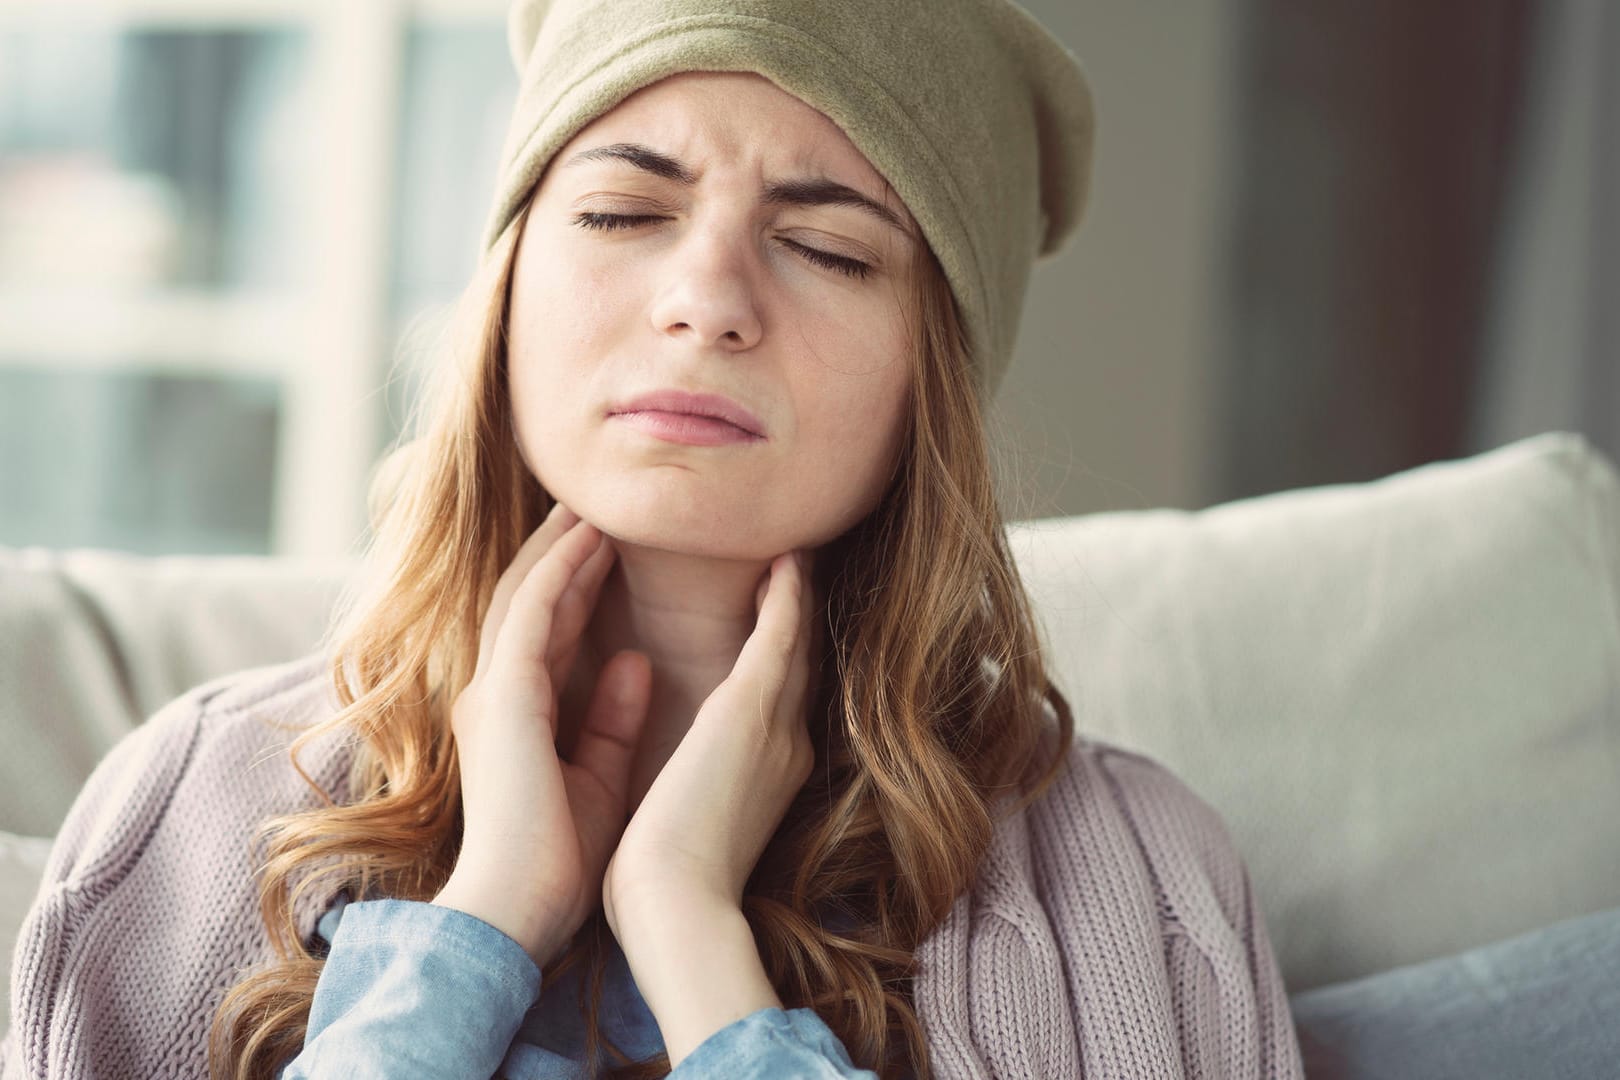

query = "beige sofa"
4;429;1618;1038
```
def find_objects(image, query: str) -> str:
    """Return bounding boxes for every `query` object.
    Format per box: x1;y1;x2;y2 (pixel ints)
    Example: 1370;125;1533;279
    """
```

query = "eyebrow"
562;141;912;238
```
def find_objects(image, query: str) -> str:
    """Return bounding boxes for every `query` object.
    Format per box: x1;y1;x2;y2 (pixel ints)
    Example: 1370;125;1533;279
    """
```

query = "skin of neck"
557;536;791;817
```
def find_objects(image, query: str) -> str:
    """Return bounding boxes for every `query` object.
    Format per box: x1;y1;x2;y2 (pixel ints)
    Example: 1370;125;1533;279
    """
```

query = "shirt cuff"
292;898;543;1077
669;1005;878;1078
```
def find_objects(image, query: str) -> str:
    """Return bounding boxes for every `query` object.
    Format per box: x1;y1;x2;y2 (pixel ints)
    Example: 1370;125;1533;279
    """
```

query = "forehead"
552;71;907;211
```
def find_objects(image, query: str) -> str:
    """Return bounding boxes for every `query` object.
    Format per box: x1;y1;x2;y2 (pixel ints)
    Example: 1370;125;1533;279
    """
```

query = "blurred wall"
1215;0;1536;503
991;1;1240;520
1467;0;1620;465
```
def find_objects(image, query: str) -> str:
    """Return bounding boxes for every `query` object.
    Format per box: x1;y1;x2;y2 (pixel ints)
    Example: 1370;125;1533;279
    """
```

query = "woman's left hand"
601;548;817;937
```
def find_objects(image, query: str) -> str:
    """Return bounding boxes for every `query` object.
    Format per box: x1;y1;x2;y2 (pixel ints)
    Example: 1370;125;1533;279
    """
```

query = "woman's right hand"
431;501;653;969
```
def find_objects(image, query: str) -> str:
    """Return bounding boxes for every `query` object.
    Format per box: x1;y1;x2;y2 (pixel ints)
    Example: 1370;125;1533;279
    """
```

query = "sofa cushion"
1009;430;1620;990
1286;903;1620;1079
0;549;349;836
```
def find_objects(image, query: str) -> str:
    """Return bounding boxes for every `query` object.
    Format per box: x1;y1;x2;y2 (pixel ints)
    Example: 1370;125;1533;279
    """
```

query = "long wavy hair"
209;188;1076;1079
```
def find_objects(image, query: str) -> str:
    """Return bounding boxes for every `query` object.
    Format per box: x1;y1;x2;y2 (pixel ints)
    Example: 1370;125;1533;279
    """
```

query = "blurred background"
0;0;1612;560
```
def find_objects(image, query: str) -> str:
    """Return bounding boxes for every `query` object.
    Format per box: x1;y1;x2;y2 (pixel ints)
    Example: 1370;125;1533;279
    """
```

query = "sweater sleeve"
1232;857;1303;1078
1093;746;1306;1080
276;899;542;1079
2;680;214;1080
4;654;347;1080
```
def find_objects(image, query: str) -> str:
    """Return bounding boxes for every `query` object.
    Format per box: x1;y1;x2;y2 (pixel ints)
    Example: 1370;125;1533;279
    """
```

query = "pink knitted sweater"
2;651;1304;1079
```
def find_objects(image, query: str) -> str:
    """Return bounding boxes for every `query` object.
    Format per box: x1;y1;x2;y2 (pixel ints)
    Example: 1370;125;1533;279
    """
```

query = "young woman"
4;2;1305;1078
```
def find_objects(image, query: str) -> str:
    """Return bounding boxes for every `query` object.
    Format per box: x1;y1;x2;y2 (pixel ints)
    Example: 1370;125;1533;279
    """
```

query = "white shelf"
0;0;507;29
0;0;509;560
0;288;306;376
0;1;326;29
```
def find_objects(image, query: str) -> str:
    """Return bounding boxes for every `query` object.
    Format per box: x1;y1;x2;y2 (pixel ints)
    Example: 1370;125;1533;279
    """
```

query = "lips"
606;388;766;438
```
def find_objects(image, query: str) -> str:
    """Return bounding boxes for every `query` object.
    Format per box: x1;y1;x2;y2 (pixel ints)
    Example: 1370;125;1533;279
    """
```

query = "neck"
558;537;773;815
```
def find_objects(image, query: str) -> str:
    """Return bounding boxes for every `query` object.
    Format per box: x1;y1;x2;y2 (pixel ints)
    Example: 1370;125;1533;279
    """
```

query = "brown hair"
209;192;1076;1079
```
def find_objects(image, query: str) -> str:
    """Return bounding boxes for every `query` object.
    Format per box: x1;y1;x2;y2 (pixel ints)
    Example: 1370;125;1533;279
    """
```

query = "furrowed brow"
562;141;911;238
761;177;908;236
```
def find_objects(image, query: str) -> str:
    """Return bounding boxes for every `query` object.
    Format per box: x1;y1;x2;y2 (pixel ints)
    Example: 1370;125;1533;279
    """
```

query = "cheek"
507;244;632;446
792;303;912;503
830;377;904;451
801;366;910;505
522;260;621;360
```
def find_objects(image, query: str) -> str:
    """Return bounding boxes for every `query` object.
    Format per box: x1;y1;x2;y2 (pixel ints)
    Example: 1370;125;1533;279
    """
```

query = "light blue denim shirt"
275;895;881;1078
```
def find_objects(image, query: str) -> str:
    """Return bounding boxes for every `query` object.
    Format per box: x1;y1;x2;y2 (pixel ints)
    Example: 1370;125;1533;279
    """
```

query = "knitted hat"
481;0;1096;401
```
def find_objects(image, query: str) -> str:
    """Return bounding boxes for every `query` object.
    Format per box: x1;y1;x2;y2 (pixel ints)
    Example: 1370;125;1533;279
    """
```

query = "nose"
646;222;765;352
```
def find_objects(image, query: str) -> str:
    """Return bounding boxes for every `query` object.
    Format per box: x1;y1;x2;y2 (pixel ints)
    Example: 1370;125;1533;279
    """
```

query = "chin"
567;489;774;561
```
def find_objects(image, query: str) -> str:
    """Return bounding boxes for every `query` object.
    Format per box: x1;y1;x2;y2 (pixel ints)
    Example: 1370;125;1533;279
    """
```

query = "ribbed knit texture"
2;651;1304;1078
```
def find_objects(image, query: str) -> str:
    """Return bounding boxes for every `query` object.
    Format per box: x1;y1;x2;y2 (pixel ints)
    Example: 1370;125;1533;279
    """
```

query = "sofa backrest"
3;429;1616;995
1016;430;1620;990
0;550;351;836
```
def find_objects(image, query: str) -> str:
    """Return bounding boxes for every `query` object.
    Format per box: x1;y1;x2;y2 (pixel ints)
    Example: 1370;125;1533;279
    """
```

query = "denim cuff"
288;897;545;1078
671;1005;873;1078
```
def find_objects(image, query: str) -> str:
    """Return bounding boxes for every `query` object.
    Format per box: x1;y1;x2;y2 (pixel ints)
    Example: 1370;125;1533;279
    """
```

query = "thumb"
569;649;653;820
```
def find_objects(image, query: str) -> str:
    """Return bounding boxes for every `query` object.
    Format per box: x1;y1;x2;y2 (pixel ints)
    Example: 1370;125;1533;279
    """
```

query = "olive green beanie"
481;0;1096;401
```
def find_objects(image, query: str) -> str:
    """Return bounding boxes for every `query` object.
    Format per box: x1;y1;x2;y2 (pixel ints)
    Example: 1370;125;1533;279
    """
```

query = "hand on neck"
557;535;778;814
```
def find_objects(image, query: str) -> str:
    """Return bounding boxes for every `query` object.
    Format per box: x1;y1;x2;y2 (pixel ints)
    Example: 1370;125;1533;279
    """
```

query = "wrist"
617;902;782;1068
431;873;570;969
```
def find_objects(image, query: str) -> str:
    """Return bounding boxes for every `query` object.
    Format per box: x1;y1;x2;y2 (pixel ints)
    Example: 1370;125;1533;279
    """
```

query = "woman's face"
507;70;920;560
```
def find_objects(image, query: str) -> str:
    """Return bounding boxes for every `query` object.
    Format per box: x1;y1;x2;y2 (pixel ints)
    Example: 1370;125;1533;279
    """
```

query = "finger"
488;518;604;679
776;552;816;729
568;650;653;824
792;548;816;632
729;553;804;709
546;530;618;683
477;501;580;673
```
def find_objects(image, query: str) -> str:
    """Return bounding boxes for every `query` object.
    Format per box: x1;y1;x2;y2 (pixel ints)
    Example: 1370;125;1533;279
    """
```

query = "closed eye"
570;212;874;281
